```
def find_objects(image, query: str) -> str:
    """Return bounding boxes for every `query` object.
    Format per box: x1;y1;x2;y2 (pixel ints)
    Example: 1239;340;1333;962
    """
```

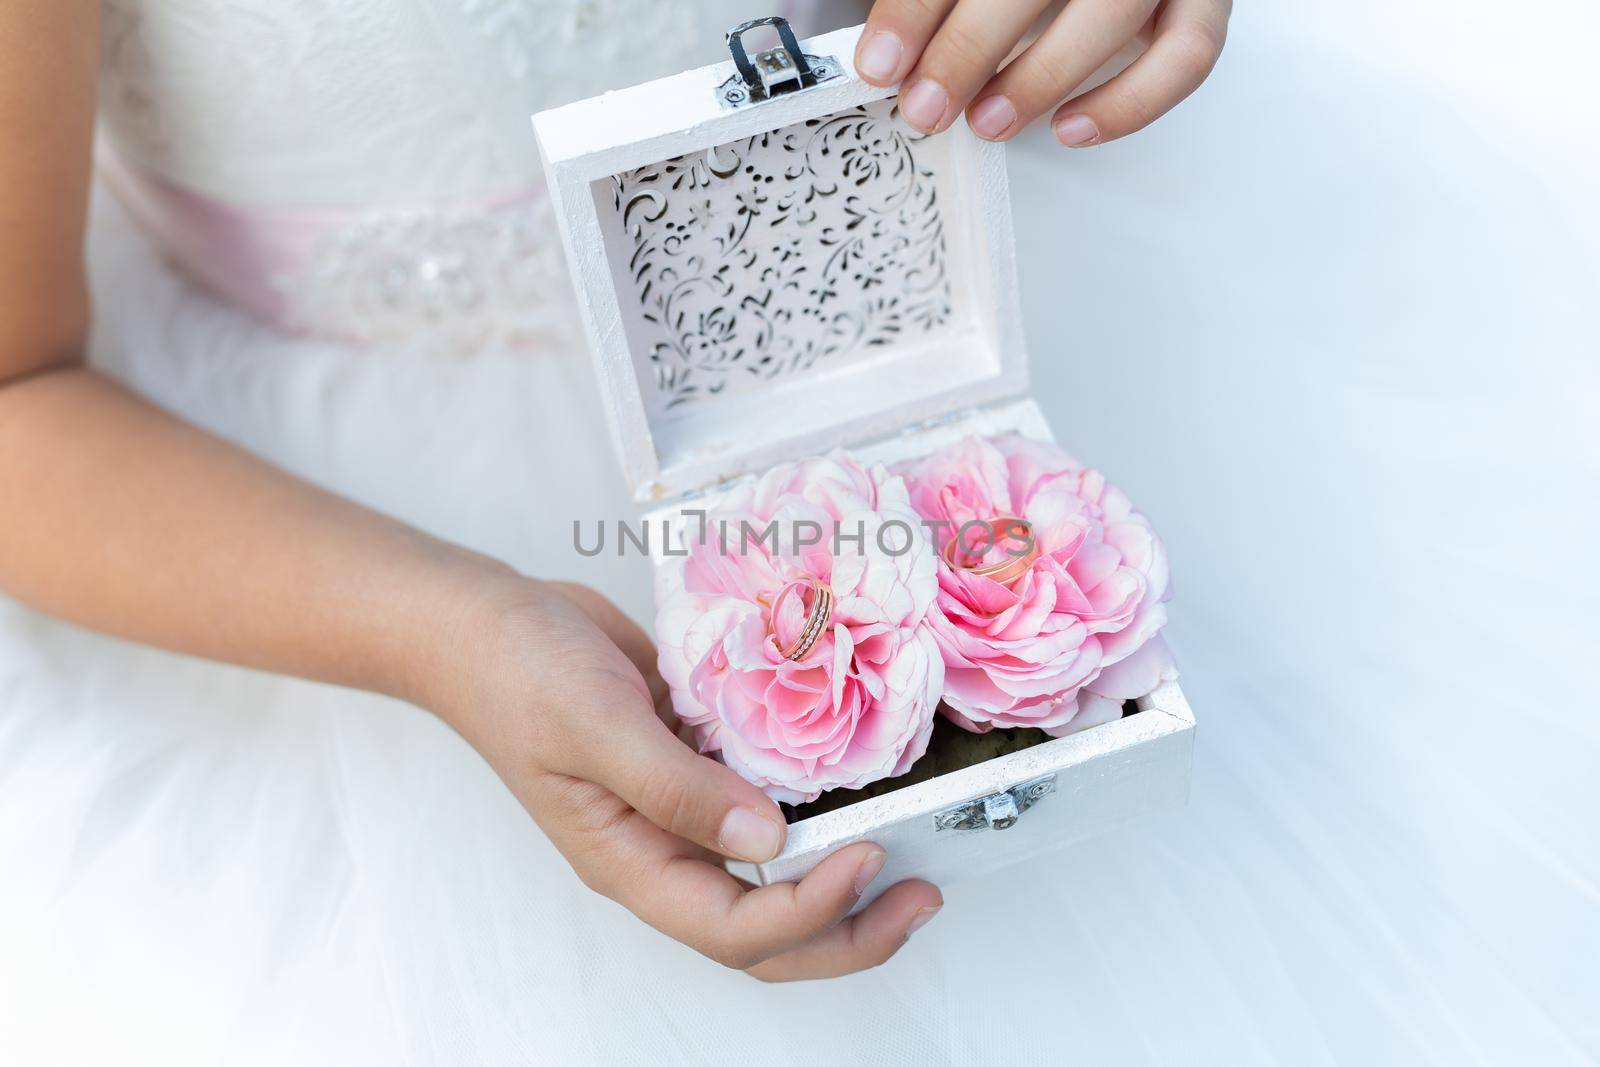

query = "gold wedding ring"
769;577;833;662
943;515;1039;587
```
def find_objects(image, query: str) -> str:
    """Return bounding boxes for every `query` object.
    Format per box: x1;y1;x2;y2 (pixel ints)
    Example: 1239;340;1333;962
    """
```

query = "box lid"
533;18;1029;502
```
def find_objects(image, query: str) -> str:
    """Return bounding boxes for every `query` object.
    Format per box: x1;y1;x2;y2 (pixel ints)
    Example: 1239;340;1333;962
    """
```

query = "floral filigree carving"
607;99;955;410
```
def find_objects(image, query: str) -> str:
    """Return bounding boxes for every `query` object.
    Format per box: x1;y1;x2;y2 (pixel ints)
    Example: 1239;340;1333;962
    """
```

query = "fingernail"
905;905;941;938
1054;113;1101;147
900;79;949;132
855;30;904;83
719;807;783;863
968;95;1018;141
852;849;887;896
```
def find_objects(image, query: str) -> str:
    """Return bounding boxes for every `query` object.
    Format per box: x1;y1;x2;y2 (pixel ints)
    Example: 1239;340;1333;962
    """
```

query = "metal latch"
933;775;1058;832
717;16;843;110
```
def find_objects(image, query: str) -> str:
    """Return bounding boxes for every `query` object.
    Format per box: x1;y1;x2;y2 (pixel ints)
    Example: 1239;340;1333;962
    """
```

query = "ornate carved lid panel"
599;98;959;415
536;21;1028;501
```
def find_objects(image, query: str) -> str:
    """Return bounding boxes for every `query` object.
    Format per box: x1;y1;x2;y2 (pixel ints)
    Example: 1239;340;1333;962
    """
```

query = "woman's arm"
0;1;492;708
0;0;939;980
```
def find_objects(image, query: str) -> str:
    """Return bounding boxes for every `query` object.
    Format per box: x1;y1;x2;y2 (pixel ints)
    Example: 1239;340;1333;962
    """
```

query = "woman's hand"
434;577;943;982
1;0;942;985
855;0;1230;146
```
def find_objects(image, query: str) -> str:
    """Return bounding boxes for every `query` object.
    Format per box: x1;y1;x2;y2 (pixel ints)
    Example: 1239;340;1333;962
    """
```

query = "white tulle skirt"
4;51;1598;1061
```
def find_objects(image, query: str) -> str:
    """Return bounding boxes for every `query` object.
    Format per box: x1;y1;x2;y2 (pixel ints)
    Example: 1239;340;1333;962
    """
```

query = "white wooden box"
534;18;1195;906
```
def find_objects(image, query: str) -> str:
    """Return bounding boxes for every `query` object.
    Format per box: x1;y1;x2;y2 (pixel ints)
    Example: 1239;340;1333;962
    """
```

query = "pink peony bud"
655;452;944;804
896;434;1177;737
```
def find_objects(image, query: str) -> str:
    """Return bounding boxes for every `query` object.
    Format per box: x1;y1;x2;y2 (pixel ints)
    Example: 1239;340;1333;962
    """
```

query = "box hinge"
933;774;1057;832
717;16;843;110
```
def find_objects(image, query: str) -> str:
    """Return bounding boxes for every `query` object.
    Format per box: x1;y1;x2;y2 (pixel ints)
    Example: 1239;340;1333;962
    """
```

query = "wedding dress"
3;2;1595;1064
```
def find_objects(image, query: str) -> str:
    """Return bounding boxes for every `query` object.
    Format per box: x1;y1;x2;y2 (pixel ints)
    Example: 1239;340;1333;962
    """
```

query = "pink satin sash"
97;143;548;343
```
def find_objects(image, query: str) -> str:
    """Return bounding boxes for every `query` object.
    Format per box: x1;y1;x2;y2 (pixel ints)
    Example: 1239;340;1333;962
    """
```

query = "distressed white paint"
533;21;1195;901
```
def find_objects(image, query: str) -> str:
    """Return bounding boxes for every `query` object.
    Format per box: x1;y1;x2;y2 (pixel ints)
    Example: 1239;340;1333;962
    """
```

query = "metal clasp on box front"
934;775;1058;832
717;16;843;110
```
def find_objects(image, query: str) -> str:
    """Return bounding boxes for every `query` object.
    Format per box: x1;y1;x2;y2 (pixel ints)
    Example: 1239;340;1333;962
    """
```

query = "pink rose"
895;433;1176;736
655;452;944;804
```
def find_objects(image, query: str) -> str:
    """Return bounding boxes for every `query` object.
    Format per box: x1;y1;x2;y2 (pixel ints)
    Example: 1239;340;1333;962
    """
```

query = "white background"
989;0;1599;1060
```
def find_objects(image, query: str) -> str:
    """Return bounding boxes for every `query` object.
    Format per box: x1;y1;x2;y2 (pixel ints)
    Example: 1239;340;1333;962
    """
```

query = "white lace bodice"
100;0;754;206
95;1;850;347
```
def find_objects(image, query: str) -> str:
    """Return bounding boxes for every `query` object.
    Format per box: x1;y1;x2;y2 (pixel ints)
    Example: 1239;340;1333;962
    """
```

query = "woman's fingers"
966;0;1160;141
893;0;1056;135
1049;0;1230;147
859;0;1229;146
528;583;787;863
546;787;902;971
745;879;943;982
551;666;789;863
854;0;959;88
707;842;893;967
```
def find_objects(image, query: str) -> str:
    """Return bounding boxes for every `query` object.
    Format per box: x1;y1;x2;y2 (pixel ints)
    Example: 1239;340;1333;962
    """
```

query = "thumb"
561;668;789;864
